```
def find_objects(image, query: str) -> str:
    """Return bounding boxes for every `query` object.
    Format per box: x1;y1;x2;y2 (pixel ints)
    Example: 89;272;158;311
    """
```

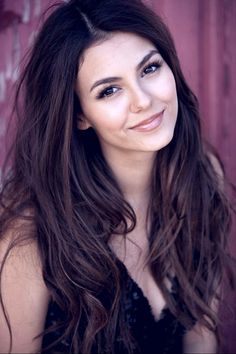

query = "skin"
0;32;217;353
76;31;179;322
76;32;217;353
0;221;50;353
76;32;178;174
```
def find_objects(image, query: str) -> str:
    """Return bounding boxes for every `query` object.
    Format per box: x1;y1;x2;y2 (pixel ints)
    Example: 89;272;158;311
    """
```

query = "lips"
130;110;164;132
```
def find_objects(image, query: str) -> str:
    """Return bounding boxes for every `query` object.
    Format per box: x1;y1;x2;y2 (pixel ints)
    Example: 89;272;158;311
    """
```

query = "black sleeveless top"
42;261;191;353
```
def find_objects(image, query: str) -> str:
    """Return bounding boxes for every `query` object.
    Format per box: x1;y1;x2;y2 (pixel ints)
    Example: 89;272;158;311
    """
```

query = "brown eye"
142;60;162;77
97;86;120;99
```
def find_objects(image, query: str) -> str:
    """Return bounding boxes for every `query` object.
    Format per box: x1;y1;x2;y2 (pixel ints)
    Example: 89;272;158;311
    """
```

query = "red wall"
0;0;235;352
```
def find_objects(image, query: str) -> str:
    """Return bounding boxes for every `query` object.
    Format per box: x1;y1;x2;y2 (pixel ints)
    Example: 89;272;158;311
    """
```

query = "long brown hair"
0;0;234;353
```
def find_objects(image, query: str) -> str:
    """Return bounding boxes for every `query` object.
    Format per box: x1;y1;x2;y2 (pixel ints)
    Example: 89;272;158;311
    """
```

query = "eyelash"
96;59;163;99
141;59;163;77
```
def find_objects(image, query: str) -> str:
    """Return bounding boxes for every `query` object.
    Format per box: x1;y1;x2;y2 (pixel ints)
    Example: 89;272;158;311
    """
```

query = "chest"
109;230;171;321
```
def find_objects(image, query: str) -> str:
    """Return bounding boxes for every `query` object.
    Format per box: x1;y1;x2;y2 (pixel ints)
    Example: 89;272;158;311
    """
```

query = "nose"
129;84;152;113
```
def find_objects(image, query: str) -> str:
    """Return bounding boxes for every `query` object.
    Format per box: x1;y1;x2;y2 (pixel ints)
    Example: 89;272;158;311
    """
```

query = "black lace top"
42;261;190;353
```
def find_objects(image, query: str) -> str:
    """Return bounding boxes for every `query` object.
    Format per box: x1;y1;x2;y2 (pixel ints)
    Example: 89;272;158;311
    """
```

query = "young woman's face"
75;32;178;161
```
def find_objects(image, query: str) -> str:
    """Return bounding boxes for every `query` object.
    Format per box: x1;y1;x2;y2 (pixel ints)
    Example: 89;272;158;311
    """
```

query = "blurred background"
0;0;235;352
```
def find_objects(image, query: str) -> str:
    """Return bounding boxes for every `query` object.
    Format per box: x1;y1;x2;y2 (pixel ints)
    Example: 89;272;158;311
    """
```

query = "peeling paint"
22;0;31;24
28;30;38;47
0;117;6;137
11;21;21;82
34;0;41;17
0;168;2;189
5;59;13;81
0;72;6;102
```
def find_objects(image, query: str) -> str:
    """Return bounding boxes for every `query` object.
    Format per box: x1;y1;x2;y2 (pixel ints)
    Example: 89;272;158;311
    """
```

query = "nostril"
130;91;152;113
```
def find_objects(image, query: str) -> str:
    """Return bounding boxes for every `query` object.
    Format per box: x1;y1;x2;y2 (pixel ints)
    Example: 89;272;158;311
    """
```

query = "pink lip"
130;110;164;132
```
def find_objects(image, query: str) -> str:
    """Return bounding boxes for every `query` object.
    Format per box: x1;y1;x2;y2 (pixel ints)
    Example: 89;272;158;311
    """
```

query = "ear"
77;114;92;130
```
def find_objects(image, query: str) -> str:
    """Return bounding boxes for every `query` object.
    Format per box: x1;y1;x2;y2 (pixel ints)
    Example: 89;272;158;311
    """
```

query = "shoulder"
183;322;217;353
0;211;42;279
0;216;44;284
0;215;50;353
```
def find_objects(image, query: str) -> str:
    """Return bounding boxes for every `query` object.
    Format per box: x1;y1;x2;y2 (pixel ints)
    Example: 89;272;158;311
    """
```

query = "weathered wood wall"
150;2;236;352
0;0;235;352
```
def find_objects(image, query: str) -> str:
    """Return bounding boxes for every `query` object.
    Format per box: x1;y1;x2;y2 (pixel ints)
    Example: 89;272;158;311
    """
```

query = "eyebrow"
90;49;159;92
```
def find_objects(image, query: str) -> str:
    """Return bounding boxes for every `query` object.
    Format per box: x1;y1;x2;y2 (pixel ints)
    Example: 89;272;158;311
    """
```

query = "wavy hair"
0;0;234;353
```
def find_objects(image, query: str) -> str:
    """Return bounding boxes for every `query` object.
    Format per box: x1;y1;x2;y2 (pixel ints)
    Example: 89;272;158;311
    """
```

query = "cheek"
81;97;128;131
153;69;177;104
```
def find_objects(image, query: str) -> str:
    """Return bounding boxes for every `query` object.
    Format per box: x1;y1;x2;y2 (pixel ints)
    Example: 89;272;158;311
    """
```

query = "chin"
146;129;175;152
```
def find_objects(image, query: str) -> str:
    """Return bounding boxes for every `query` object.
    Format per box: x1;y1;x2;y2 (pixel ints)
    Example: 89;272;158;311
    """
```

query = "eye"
96;86;120;99
142;60;162;77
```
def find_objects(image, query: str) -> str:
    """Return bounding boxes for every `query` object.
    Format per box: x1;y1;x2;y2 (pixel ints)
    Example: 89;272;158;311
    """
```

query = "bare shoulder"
183;322;217;353
0;215;50;353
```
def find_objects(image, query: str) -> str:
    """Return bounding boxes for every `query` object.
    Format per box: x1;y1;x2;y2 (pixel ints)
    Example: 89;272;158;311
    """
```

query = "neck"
106;150;156;259
104;149;156;210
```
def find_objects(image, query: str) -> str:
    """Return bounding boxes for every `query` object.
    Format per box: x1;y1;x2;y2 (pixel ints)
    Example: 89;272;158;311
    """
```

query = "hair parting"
0;0;235;353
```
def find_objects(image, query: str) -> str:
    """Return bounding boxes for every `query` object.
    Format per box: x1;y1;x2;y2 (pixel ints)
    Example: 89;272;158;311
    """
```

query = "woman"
0;0;234;353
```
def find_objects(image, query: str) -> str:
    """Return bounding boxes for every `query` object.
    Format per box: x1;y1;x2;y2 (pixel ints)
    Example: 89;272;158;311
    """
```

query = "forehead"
78;32;156;79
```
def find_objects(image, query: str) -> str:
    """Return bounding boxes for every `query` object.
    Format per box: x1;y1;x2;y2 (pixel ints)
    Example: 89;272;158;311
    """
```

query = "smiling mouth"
130;110;164;132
